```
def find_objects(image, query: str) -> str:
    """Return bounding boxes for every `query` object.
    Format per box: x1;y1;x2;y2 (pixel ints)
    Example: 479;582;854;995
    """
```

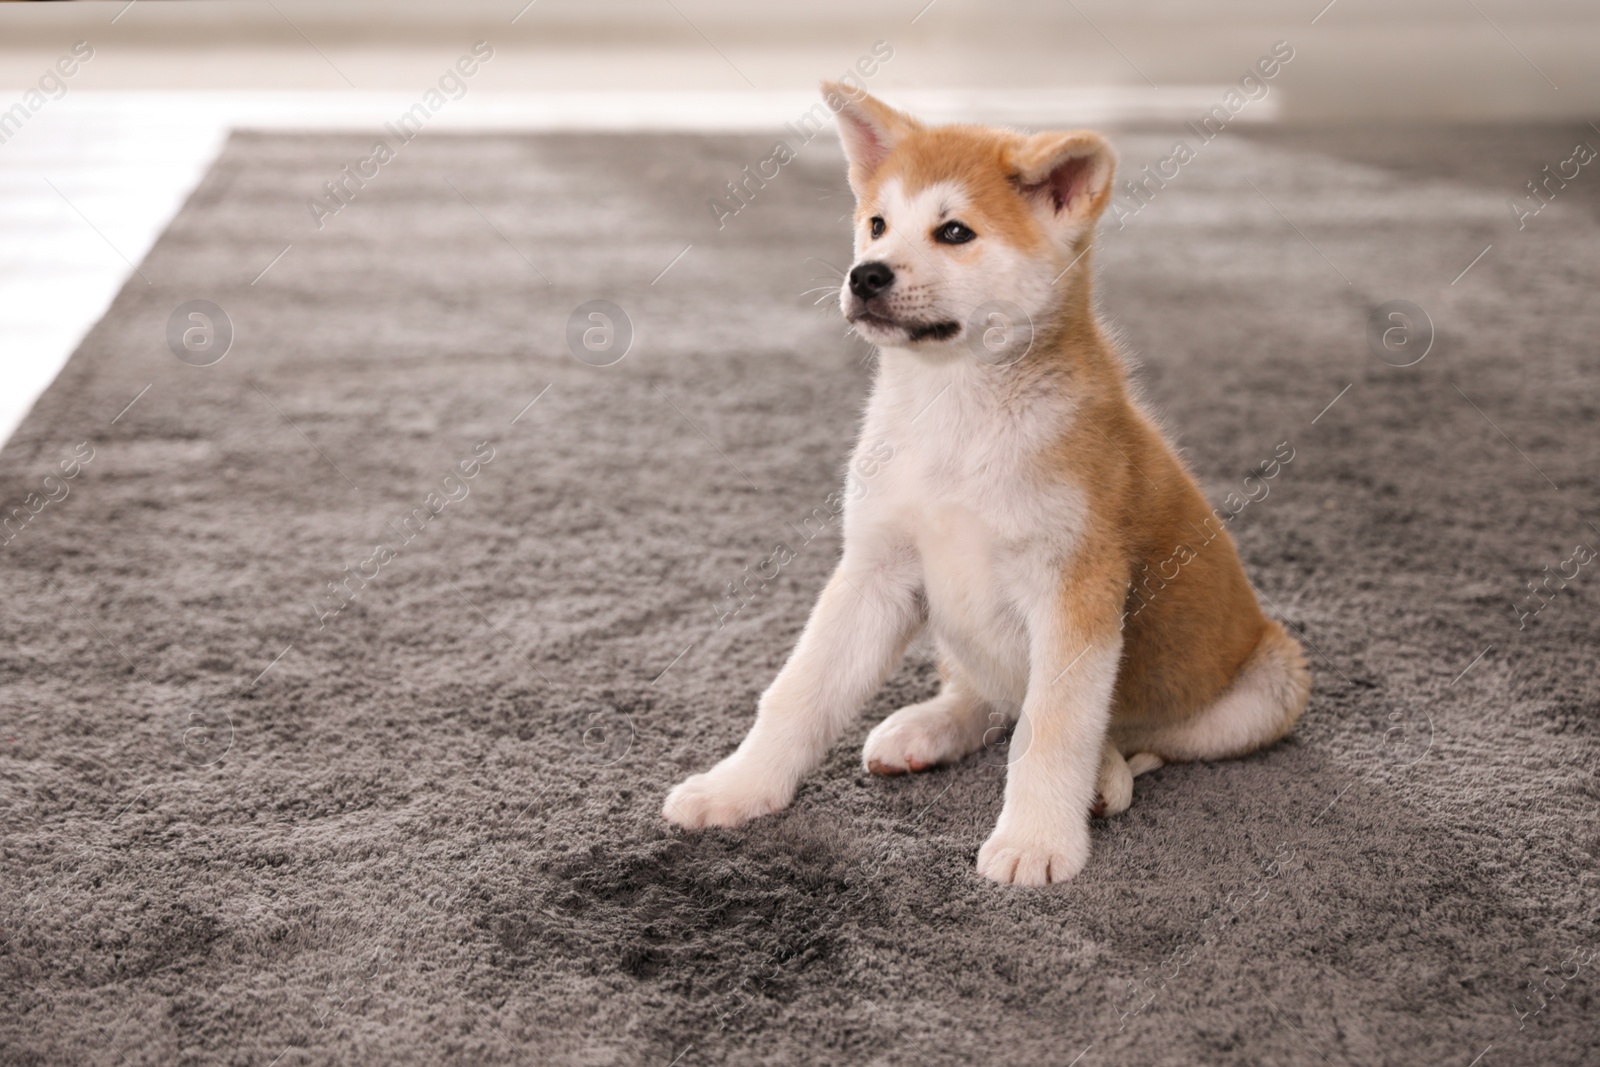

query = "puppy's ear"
821;82;919;193
1011;130;1118;238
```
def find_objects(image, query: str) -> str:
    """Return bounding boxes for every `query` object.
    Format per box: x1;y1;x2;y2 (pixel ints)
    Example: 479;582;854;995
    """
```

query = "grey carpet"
3;124;1598;1067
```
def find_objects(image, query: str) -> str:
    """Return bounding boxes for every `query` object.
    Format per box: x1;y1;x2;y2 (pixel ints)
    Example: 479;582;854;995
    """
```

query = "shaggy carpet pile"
2;124;1597;1065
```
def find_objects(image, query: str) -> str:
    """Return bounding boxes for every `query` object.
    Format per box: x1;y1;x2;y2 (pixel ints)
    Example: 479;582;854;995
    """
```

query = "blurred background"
2;0;1596;443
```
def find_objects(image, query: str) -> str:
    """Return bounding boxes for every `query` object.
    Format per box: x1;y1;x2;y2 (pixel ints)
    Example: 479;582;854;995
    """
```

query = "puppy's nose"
848;261;895;300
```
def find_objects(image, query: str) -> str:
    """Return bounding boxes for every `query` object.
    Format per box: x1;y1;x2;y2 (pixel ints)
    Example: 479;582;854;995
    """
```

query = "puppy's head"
823;83;1117;355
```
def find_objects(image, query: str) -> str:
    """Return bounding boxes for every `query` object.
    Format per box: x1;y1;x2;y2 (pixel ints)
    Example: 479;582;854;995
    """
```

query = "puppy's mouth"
848;309;961;344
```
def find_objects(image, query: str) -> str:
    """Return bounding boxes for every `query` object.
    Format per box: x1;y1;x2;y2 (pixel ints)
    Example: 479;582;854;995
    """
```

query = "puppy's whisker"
805;256;848;279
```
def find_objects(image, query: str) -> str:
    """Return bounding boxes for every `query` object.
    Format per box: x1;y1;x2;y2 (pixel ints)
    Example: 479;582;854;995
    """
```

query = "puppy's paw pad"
865;753;933;776
662;766;786;830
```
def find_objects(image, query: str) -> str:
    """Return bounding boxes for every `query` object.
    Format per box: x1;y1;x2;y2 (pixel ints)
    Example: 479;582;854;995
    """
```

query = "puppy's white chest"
912;501;1032;694
852;356;1087;699
891;447;1061;703
916;501;1007;615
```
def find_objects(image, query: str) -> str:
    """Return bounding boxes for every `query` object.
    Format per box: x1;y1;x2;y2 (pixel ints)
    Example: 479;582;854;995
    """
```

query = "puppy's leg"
977;552;1125;886
862;660;992;775
664;558;921;829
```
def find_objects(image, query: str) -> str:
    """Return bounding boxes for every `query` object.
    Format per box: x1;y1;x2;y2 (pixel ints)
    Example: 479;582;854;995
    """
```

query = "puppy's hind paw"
1091;747;1135;818
861;692;989;775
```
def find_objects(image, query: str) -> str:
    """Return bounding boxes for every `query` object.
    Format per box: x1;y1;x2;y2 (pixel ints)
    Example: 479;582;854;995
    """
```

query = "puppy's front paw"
662;758;791;830
976;823;1089;886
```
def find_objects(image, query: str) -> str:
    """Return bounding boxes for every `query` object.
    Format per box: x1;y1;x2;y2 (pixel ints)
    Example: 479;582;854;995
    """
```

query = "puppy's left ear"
1010;131;1118;239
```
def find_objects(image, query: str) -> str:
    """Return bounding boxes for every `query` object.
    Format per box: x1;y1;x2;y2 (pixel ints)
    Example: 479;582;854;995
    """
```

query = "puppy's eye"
934;221;976;244
869;216;886;239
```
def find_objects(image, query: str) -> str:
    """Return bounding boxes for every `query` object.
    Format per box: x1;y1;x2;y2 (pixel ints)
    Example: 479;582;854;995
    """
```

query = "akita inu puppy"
664;85;1310;885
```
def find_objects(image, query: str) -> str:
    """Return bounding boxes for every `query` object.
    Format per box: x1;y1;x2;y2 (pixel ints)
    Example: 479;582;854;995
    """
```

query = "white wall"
0;0;1593;120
